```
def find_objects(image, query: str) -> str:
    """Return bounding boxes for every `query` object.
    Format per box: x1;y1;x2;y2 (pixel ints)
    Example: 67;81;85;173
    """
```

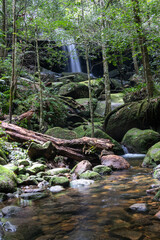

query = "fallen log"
1;121;114;162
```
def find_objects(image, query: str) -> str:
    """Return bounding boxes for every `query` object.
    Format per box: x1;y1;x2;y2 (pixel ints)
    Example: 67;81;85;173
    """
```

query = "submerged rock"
49;185;65;193
20;192;48;200
142;142;160;167
129;203;148;212
70;179;94;188
3;221;17;232
1;206;22;217
122;128;160;154
101;155;130;170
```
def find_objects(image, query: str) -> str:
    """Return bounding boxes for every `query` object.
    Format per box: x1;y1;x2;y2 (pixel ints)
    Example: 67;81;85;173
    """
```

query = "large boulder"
45;127;77;140
101;155;130;170
59;82;89;99
122;128;160;153
104;98;160;141
28;141;56;161
142;142;160;167
0;165;17;193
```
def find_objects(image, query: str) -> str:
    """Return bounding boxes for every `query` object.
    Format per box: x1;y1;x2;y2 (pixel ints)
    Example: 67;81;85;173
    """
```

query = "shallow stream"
1;158;160;240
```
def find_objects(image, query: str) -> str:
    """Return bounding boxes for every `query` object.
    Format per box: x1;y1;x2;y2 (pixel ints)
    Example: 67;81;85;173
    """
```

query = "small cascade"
121;145;145;159
66;43;82;73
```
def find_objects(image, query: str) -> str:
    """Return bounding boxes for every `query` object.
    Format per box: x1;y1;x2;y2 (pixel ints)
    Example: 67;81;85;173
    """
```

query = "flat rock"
20;192;48;200
49;185;65;193
1;206;22;217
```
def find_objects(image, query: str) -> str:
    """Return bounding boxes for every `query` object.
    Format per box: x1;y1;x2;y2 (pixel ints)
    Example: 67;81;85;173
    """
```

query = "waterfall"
64;44;82;73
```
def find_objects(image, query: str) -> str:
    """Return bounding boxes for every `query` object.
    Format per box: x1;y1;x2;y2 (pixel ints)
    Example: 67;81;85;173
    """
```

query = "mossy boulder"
92;165;112;175
76;98;98;117
122;128;160;153
142;142;160;167
74;125;123;155
0;156;7;165
79;170;102;180
26;163;46;175
59;82;89;99
105;98;160;141
46;127;77;140
49;176;69;187
4;164;18;174
28;141;56;161
0;165;17;193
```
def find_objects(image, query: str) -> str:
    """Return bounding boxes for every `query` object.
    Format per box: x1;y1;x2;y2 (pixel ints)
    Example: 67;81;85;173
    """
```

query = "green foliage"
123;83;147;94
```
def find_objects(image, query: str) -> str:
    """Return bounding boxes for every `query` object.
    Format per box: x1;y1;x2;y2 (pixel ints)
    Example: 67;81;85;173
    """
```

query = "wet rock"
71;160;92;178
49;176;69;187
28;141;56;161
129;203;148;212
46;168;70;176
101;155;130;170
154;211;160;219
20;192;48;200
0;165;17;193
0;225;4;239
0;156;7;165
19;176;38;186
92;165;112;175
38;180;49;189
3;221;17;232
113;229;142;240
0;193;8;202
1;206;22;217
35;235;55;240
79;170;102;180
142;142;160;167
70;179;94;188
49;185;65;193
122;128;160;154
26;163;46;174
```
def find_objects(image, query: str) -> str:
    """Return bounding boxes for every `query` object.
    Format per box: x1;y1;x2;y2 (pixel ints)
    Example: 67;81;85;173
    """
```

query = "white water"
66;43;81;72
121;145;146;159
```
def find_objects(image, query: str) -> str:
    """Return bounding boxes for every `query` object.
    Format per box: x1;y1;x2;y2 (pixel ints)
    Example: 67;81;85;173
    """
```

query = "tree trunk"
1;0;7;58
9;0;17;123
1;121;113;162
132;0;154;99
35;26;43;130
131;40;139;75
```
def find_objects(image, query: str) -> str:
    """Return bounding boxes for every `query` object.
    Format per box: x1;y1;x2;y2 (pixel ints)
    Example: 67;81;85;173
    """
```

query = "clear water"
1;159;160;240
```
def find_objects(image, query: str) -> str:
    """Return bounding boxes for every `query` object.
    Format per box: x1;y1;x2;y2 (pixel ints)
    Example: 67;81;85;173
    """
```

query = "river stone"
49;176;69;187
142;142;160;167
0;193;8;202
92;165;112;175
49;185;65;193
46;168;70;176
28;141;56;161
122;128;160;154
46;127;77;140
3;221;17;232
79;170;102;180
71;160;92;177
0;165;17;193
26;163;46;174
101;155;130;170
129;203;148;212
20;192;48;200
0;156;7;165
155;211;160;219
1;206;22;217
70;179;94;188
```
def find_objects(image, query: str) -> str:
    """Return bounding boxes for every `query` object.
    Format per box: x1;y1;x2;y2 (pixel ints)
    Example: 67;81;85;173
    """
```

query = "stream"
1;158;160;240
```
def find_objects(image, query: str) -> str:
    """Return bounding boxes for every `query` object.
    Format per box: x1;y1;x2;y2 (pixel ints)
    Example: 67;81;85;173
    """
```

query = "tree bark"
1;121;113;162
1;0;7;58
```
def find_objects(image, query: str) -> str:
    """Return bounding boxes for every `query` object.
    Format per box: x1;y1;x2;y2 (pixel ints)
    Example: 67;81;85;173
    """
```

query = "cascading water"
65;43;82;73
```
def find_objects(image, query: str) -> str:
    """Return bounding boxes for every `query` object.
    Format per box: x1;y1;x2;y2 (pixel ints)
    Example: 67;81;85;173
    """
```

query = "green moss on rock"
142;142;160;167
0;165;17;193
93;165;112;175
79;170;102;180
46;127;77;140
49;176;69;187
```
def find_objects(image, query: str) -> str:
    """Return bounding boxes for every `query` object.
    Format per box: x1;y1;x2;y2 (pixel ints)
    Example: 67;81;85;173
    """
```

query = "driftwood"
1;121;114;162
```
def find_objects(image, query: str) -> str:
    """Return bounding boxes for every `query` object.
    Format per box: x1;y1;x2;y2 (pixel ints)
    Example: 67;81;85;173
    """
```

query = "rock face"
59;82;89;99
142;142;160;167
28;141;56;161
101;155;130;170
0;165;17;193
122;128;160;153
104;98;160;141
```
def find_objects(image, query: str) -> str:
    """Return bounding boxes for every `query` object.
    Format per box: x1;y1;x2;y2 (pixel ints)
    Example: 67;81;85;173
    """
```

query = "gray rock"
129;203;148;212
3;221;17;232
49;185;65;193
1;206;22;217
71;160;92;177
20;192;48;200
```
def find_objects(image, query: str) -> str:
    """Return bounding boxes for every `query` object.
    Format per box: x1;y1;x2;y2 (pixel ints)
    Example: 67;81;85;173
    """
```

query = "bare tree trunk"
131;40;139;75
35;26;43;130
1;0;7;58
9;0;17;123
132;0;154;99
85;45;94;138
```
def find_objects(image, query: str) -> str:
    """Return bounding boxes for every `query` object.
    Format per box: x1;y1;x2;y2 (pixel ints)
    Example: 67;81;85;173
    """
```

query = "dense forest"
0;0;160;239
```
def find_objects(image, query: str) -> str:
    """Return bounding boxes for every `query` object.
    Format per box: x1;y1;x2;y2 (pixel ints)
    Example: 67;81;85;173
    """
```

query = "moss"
80;170;102;180
142;142;160;167
0;165;17;193
46;127;77;140
93;165;112;175
49;176;69;187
